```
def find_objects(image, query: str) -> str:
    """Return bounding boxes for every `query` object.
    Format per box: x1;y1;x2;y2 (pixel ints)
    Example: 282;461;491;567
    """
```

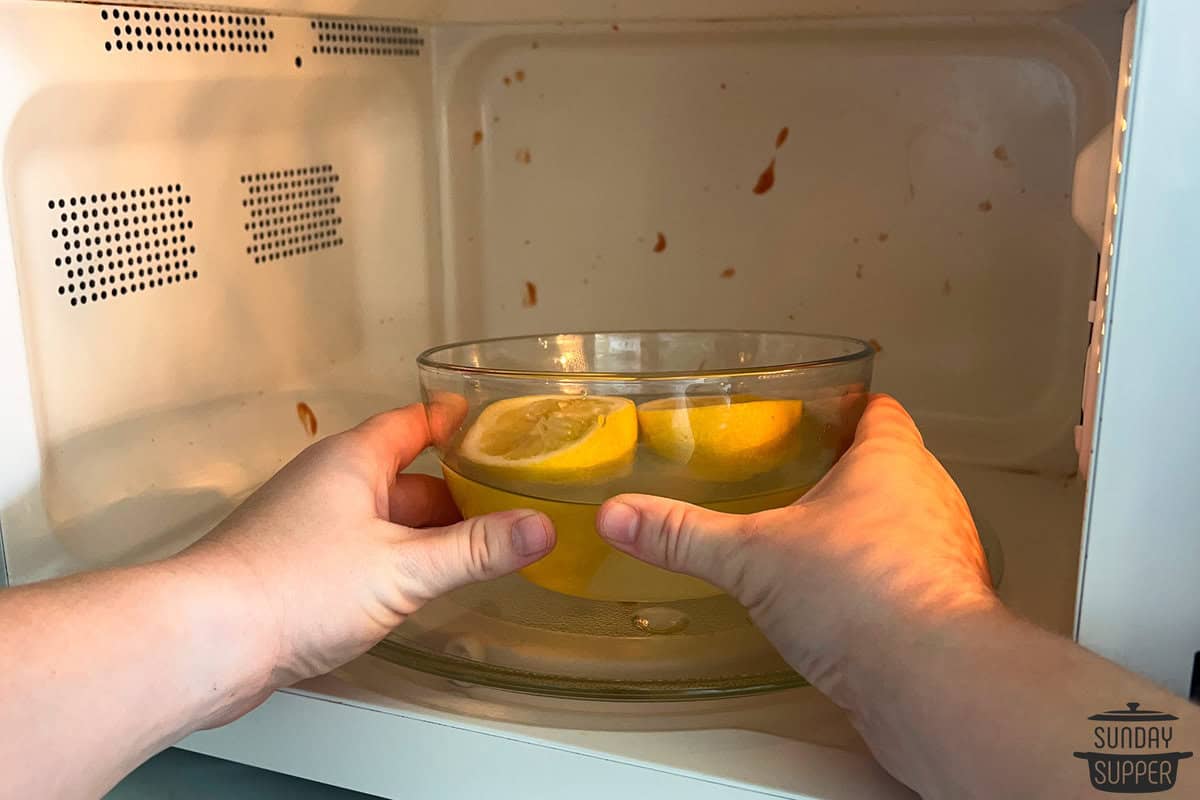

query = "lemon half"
638;395;804;482
458;394;637;484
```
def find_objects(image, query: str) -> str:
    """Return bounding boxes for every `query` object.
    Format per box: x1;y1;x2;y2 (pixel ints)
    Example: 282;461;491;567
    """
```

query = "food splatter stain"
515;69;526;82
878;232;889;242
653;232;667;253
852;236;860;244
502;75;512;86
472;130;483;148
522;281;538;307
611;23;620;31
775;127;790;149
867;338;883;353
942;279;952;296
993;145;1009;162
720;267;736;279
515;147;532;164
856;264;864;279
978;199;993;212
753;158;776;194
787;314;795;321
296;402;318;437
531;41;540;49
720;82;727;90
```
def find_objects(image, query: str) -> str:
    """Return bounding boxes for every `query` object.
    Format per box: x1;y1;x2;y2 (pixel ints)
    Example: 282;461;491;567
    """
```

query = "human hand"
595;394;996;694
177;404;555;704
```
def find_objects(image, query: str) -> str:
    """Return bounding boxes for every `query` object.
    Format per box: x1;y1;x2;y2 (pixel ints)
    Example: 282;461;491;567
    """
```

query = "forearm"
0;557;273;798
837;604;1198;799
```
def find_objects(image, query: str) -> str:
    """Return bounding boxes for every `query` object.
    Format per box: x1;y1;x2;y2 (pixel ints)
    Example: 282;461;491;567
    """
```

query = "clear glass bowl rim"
417;329;874;382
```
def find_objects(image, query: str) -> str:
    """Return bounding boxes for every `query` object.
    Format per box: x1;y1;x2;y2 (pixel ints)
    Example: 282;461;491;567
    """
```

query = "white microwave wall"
0;0;1195;725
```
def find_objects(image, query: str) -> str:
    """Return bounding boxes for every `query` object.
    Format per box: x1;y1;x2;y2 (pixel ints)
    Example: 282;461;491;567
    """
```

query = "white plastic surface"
1076;0;1200;697
38;1;1103;24
1076;4;1134;479
437;16;1109;472
0;0;437;581
184;663;918;800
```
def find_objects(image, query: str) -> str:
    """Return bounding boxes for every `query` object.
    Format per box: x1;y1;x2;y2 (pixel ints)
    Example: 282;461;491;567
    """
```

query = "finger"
851;393;924;448
596;494;755;590
389;474;461;528
427;392;469;450
352;404;432;476
396;510;556;600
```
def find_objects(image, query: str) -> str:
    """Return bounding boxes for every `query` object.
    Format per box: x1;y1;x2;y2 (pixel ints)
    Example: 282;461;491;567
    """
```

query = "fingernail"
512;513;551;557
599;503;639;544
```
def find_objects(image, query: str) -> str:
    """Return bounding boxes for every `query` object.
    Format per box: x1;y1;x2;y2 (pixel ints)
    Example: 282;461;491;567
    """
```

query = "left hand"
178;404;555;708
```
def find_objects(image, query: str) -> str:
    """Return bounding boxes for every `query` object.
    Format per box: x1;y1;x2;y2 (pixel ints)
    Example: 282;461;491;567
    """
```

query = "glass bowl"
419;330;873;603
374;330;873;699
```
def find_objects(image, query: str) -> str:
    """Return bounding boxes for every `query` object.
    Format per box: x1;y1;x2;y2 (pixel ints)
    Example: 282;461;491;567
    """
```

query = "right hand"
595;394;998;694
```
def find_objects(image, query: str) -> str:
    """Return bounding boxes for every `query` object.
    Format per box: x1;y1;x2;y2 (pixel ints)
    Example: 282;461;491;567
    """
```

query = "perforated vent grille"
101;6;274;54
310;19;423;57
242;165;344;264
49;185;198;307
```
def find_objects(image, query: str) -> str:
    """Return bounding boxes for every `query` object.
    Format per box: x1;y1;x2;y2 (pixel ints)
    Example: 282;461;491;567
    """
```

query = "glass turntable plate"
371;525;1004;701
372;573;801;700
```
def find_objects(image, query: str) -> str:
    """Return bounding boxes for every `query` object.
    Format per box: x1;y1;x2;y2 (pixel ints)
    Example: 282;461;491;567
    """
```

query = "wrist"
831;590;1010;716
150;546;281;732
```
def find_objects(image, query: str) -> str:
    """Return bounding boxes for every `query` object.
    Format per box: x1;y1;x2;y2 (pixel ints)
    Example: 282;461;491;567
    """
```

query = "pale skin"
596;394;1199;799
0;405;556;799
0;396;1195;798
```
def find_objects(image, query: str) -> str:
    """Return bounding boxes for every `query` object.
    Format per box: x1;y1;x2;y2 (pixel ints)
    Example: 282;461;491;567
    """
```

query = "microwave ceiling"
94;0;1127;24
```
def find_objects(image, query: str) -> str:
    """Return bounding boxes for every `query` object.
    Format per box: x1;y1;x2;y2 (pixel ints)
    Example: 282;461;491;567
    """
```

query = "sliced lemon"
458;394;637;484
637;395;804;482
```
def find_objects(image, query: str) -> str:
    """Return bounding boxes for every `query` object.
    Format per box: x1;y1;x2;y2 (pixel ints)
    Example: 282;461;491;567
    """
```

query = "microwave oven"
1;0;1196;797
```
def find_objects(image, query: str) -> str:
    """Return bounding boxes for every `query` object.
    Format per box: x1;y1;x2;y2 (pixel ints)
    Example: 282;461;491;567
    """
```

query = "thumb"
597;495;757;592
399;510;555;600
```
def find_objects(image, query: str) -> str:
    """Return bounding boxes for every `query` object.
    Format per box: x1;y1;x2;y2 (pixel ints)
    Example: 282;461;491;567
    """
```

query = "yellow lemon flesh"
637;395;804;482
457;394;637;484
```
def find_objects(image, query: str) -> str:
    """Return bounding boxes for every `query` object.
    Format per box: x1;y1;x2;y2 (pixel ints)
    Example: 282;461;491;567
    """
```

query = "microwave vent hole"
49;184;197;307
101;7;274;55
241;164;344;264
309;19;424;58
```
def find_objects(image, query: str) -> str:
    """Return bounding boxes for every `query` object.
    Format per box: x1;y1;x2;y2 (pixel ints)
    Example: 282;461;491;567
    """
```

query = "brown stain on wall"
753;159;776;194
296;403;318;437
